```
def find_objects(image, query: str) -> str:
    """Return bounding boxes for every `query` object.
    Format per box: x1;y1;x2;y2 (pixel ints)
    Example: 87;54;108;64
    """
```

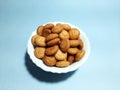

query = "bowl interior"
27;22;90;73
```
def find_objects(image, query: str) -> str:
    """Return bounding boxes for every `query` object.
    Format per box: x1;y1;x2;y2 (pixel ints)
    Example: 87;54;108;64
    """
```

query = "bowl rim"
27;22;90;73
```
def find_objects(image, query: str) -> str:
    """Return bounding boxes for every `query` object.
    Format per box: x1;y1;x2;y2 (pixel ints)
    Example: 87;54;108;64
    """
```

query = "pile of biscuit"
31;23;85;67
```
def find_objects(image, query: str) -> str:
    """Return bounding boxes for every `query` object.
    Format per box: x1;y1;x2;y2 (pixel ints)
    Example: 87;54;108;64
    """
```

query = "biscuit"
56;61;70;67
68;55;74;64
45;45;59;55
68;48;79;54
43;55;57;66
31;35;39;45
52;25;63;33
69;28;80;40
59;30;69;39
35;36;46;46
42;29;51;37
78;38;84;49
37;26;44;36
70;40;80;47
47;38;60;46
46;34;58;41
44;23;54;29
56;23;62;26
34;47;45;58
75;50;85;61
62;24;71;31
60;39;70;52
55;49;67;60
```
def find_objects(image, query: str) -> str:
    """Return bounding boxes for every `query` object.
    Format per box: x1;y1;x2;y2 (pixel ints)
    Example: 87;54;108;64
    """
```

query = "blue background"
0;0;120;90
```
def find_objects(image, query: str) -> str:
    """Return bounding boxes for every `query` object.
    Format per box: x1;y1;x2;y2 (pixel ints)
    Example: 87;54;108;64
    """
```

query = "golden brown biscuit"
70;40;80;47
78;38;84;49
43;55;56;66
69;28;80;40
47;38;60;46
31;35;39;45
42;29;51;37
44;23;54;29
45;45;59;55
68;55;74;64
60;39;70;52
55;49;67;60
68;48;79;54
56;61;70;67
34;47;45;58
59;30;69;39
46;34;58;41
52;25;63;33
75;50;85;61
35;36;46;46
62;24;71;31
37;26;44;36
56;23;62;26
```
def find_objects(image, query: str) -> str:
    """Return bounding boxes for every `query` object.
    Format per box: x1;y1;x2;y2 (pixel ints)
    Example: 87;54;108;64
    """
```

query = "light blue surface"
0;0;120;90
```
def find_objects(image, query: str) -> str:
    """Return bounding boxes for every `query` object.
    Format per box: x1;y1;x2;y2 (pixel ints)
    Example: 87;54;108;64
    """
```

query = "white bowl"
27;22;90;73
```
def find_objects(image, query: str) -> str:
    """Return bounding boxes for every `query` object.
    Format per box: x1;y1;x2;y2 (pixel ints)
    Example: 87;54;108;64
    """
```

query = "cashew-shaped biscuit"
55;49;67;60
46;34;58;41
43;55;57;66
62;24;71;31
31;35;39;45
70;40;80;47
42;29;51;37
69;28;80;40
75;50;85;61
47;38;60;46
59;30;69;39
68;55;74;64
60;39;70;52
34;47;45;58
78;38;84;49
45;45;59;55
56;61;70;67
68;48;79;54
44;23;54;29
52;25;63;33
35;36;46;46
37;26;44;36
